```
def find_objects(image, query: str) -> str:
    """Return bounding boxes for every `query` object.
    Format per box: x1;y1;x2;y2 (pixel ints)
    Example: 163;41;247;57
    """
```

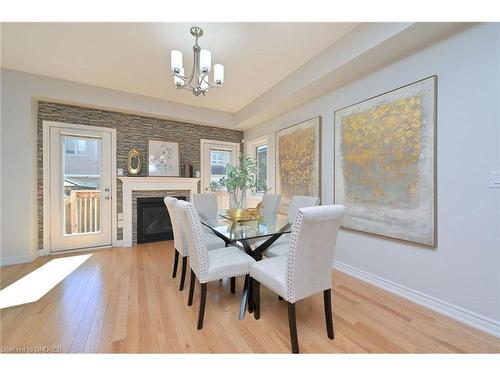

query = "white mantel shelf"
118;176;200;247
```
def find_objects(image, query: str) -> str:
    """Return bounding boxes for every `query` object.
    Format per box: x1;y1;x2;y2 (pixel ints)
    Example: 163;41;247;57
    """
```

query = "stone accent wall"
37;101;243;249
131;190;189;245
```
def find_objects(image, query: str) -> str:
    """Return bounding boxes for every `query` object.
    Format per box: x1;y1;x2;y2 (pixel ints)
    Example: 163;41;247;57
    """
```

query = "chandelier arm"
206;82;222;89
173;72;189;81
178;83;197;92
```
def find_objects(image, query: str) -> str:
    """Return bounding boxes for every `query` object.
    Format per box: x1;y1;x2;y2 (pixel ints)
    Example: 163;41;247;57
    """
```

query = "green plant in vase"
209;156;267;215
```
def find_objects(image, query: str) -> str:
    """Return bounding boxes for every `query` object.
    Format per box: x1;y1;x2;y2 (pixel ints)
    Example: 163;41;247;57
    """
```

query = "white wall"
245;24;500;332
0;69;234;266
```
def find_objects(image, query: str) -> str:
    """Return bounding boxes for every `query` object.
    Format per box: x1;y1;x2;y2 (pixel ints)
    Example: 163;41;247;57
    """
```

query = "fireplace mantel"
118;177;200;247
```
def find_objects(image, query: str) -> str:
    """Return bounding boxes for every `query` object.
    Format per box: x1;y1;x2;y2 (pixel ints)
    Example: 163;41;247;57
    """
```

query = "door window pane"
255;144;267;192
210;149;232;184
63;136;102;235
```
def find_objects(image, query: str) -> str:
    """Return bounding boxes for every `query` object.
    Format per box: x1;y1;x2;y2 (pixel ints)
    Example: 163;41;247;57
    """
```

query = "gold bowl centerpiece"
227;208;251;221
226;202;263;221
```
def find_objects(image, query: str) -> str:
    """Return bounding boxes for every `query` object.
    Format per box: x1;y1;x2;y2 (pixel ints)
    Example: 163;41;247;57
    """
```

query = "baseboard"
0;253;38;266
333;260;500;339
39;242;123;257
38;248;50;256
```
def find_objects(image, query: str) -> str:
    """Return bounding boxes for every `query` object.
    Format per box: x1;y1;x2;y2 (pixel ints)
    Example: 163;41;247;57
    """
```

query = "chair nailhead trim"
286;210;304;303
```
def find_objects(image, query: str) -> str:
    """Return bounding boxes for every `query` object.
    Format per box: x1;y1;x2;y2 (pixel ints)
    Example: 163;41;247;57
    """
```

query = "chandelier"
170;26;224;96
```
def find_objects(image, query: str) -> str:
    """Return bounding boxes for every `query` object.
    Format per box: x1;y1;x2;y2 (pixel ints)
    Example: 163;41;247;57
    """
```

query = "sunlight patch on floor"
0;254;93;309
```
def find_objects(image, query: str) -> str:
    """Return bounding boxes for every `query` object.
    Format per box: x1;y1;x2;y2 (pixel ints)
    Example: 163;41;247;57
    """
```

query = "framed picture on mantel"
147;140;180;177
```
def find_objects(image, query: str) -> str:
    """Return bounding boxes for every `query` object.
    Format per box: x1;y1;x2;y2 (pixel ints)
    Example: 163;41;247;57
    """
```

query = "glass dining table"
199;210;292;319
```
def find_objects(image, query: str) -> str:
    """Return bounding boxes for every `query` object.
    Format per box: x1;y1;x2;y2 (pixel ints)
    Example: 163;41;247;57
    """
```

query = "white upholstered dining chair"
255;195;320;257
164;196;226;291
249;204;345;353
192;193;218;221
260;193;281;218
175;199;256;330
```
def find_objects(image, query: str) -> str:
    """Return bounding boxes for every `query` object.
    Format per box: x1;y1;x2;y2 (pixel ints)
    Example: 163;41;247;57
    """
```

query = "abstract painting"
148;140;179;177
276;117;321;213
334;76;436;246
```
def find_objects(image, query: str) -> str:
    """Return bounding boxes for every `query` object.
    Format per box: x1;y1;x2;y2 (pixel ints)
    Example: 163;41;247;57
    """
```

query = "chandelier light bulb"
171;50;183;73
200;49;212;73
214;64;224;84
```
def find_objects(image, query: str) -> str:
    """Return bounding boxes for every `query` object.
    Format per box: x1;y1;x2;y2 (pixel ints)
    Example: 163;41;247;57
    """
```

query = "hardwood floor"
1;241;499;353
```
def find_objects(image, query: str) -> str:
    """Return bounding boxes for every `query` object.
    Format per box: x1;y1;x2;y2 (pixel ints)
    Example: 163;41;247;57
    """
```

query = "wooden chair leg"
230;277;236;294
287;302;299;354
197;283;207;330
188;270;195;306
246;275;254;313
179;257;187;291
252;278;260;320
172;249;179;278
323;289;334;339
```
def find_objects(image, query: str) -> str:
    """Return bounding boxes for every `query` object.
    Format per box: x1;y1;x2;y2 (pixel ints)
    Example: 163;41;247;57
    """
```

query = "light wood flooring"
1;241;499;353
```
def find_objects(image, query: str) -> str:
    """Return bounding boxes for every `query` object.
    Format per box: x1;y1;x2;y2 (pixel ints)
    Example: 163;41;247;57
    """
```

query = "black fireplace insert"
136;196;186;244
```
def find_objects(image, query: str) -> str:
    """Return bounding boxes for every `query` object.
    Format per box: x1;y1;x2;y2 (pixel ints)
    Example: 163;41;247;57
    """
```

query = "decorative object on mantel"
127;148;143;176
209;156;267;211
334;76;437;247
183;160;192;178
170;26;224;96
276;116;321;214
147;140;180;177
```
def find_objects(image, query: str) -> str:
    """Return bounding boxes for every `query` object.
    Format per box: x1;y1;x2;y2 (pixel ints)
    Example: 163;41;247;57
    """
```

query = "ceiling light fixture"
170;26;224;96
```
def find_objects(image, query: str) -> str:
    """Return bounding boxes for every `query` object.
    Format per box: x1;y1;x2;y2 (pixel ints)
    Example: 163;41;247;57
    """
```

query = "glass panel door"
201;140;240;209
50;126;112;252
62;136;102;235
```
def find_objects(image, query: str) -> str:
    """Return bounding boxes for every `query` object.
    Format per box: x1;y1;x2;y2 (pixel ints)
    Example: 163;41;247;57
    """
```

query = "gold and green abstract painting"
334;77;436;246
276;117;321;214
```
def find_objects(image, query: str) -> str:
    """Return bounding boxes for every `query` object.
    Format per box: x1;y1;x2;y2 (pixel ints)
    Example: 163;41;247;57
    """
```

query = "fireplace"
136;196;186;244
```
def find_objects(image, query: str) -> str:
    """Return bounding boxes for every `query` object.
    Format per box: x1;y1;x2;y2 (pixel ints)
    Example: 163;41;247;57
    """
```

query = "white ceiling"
1;22;358;113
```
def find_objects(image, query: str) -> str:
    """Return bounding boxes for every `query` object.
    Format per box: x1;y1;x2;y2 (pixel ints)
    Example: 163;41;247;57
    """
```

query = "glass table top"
199;210;291;242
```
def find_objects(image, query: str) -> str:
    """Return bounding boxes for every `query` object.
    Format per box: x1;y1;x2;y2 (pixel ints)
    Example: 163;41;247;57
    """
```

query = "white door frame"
42;121;118;255
200;139;241;193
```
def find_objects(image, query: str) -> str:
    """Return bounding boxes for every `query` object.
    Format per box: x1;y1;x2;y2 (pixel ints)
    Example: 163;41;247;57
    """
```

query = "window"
246;136;268;195
255;144;267;193
65;139;87;155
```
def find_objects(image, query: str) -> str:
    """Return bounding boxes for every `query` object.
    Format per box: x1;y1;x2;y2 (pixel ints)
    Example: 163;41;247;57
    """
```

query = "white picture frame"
147;140;180;177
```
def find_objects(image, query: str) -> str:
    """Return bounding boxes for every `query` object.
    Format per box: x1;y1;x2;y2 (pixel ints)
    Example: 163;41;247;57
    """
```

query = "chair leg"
188;270;195;306
172;249;179;278
323;289;334;339
252;278;260;320
287;302;299;354
179;257;187;291
230;277;236;294
197;283;207;330
246;275;254;313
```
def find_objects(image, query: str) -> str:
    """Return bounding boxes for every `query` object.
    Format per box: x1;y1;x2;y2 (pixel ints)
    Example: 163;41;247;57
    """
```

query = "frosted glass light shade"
200;49;211;72
171;50;183;72
174;68;184;86
214;64;224;84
